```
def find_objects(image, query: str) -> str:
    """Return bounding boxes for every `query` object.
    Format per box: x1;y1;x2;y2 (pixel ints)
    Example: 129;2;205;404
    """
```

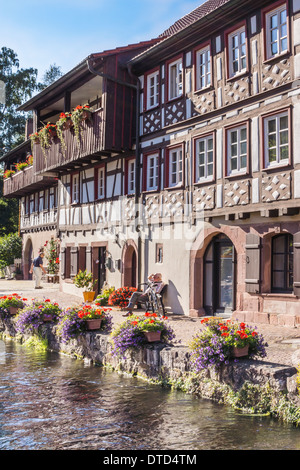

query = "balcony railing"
3;165;56;198
34;108;104;174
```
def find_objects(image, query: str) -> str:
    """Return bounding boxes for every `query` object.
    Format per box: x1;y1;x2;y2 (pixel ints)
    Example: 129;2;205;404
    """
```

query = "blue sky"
1;0;204;80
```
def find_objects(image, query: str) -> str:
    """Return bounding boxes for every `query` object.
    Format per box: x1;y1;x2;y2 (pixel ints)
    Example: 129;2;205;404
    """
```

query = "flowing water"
0;339;299;451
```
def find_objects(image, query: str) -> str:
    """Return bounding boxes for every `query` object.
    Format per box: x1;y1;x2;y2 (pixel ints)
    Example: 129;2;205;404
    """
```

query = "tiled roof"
159;0;231;38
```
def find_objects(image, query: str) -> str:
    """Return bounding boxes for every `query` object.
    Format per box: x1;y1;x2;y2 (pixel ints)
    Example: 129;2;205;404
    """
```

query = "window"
156;243;163;264
272;233;293;293
265;4;288;59
126;159;135;195
29;194;35;214
71;173;80;204
96;166;105;200
168;58;183;100
146;70;159;109
228;26;247;77
146;153;159;191
264;111;289;168
49;187;56;209
226;125;248;175
167;147;183;187
38;191;44;212
195;45;211;90
195;135;214;182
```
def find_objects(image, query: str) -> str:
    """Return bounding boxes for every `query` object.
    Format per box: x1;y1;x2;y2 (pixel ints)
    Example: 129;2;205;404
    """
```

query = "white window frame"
127;159;135;195
195;135;214;183
195;45;211;90
146;70;159;109
168;58;183;100
265;4;288;59
264;111;289;168
97;166;105;200
146;153;159;191
227;125;248;176
71;173;80;204
228;26;247;78
168;147;183;187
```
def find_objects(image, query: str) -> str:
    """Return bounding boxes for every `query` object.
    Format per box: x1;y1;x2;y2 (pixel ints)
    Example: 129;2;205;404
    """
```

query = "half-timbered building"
2;0;300;326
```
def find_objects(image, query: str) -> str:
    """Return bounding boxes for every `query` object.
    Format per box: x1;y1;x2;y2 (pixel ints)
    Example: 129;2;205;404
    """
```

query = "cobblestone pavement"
1;279;300;369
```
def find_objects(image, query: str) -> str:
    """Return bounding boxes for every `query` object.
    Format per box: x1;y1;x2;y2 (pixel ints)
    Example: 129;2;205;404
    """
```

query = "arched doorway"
24;238;33;280
122;242;137;288
203;234;236;316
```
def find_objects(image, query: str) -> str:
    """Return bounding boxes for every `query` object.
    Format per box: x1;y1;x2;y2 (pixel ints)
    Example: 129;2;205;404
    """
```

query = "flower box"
86;318;102;330
232;345;249;358
43;314;53;322
143;331;161;342
9;307;19;315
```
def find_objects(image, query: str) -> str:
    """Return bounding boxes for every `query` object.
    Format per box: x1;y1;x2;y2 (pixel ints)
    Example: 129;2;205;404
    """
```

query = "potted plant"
15;161;29;172
189;318;268;371
110;312;175;358
108;286;137;310
56;305;112;343
15;299;62;333
14;266;23;280
73;269;97;302
77;305;107;330
71;104;92;143
29;132;40;147
95;285;115;306
3;169;15;179
0;293;27;316
56;112;72;154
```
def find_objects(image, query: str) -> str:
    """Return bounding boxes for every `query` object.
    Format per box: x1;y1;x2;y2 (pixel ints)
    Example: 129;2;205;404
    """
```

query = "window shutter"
70;246;78;278
245;233;261;294
293;231;300;297
86;246;92;273
60;247;66;279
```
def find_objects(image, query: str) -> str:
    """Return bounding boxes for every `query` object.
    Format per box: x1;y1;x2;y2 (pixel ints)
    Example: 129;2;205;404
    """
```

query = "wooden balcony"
3;165;56;198
33;108;107;175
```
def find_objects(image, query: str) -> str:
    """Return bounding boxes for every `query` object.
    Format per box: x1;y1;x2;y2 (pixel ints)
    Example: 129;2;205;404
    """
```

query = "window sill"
166;95;184;105
261;292;296;298
164;184;184;191
145;104;160;113
263;50;290;65
194;178;215;187
226;70;249;83
193;85;213;95
225;170;249;180
262;161;291;172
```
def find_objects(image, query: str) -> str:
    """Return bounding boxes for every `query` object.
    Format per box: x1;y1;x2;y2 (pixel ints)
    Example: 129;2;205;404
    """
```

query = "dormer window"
168;57;183;100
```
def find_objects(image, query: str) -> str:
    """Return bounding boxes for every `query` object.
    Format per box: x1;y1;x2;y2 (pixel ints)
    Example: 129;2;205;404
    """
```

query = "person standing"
29;252;46;289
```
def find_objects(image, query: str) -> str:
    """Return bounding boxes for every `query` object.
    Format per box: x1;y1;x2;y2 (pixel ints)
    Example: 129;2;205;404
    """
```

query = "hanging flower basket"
232;345;249;358
143;330;161;342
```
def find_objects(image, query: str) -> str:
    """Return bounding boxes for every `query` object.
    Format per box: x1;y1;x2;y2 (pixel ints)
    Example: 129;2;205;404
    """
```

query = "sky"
0;0;205;81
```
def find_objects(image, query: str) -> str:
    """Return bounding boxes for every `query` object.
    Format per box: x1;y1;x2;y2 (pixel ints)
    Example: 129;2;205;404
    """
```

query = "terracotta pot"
86;319;102;330
82;110;91;120
143;331;161;342
232;345;249;358
63;119;73;130
83;291;95;302
43;314;53;322
9;307;19;315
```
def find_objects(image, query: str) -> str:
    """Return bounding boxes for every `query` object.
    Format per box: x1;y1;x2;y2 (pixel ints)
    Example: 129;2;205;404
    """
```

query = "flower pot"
86;319;102;330
143;331;161;342
232;345;249;358
9;307;19;315
83;291;95;302
43;314;53;322
63;119;73;130
82;110;91;120
49;129;57;138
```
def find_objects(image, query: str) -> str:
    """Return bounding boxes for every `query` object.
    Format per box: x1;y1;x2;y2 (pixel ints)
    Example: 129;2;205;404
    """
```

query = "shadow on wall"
165;280;184;315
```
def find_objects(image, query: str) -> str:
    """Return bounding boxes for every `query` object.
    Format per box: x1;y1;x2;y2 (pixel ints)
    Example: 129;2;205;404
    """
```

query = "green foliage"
0;232;22;269
0;170;19;236
73;269;96;291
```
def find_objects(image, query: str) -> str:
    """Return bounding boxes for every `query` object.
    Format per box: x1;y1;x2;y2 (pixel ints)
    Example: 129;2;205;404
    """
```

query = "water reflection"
0;340;299;450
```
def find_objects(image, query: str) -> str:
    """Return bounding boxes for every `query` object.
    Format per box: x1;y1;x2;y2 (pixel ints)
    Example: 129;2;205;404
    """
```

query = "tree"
0;169;19;236
40;63;63;89
0;232;22;270
0;47;40;158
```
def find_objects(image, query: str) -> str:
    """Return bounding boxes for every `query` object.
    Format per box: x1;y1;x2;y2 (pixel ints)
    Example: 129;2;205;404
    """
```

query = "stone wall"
1;316;300;419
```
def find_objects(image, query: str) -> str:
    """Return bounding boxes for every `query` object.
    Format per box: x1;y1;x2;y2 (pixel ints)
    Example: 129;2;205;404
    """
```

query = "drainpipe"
86;57;142;287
